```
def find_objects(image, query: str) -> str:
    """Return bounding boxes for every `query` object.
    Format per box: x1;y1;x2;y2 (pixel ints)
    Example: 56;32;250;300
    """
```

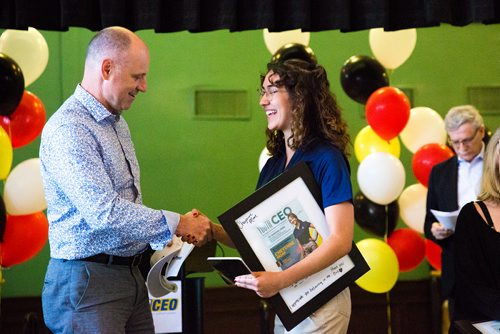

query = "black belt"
80;253;143;267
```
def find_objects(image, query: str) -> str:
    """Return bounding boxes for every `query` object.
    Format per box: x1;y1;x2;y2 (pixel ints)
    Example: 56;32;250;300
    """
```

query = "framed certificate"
218;161;369;331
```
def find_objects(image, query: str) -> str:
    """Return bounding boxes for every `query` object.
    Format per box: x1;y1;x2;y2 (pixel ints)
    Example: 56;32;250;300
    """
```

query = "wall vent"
194;89;249;120
467;86;500;115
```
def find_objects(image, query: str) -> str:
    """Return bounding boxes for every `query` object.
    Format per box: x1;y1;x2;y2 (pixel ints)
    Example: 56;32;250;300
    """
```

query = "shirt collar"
74;84;119;123
457;141;485;164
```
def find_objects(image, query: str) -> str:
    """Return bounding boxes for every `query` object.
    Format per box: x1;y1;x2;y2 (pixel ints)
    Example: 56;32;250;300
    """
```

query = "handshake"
175;209;214;247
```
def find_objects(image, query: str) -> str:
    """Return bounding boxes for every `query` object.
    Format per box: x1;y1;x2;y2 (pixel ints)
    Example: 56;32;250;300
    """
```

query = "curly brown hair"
261;59;350;157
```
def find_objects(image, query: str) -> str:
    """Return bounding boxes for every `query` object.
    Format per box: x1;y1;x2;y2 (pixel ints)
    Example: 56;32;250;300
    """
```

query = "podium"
145;240;217;334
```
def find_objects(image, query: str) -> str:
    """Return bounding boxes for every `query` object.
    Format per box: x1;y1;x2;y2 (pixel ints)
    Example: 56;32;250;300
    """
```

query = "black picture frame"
218;161;370;331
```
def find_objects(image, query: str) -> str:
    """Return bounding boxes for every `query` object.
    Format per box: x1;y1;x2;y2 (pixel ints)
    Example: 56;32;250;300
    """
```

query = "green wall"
1;23;499;297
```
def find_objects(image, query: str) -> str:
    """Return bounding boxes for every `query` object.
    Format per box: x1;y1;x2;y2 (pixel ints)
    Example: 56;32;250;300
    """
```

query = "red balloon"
0;90;46;148
1;211;48;267
387;228;425;272
412;143;454;187
365;87;411;141
425;239;442;270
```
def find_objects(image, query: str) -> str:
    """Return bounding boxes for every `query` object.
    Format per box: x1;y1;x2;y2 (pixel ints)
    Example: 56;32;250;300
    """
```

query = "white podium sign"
149;280;183;333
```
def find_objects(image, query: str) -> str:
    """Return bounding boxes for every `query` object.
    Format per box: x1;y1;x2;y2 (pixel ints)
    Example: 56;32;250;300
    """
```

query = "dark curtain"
0;0;498;33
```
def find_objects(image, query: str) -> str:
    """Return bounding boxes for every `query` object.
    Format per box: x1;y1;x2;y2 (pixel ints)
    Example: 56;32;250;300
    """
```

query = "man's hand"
431;222;454;240
175;209;212;246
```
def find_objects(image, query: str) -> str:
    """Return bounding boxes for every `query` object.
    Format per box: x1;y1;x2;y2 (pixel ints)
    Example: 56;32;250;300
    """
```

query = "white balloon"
258;147;271;171
357;152;406;205
369;28;417;70
399;106;447;153
263;29;310;55
3;158;47;215
398;183;428;233
0;27;49;87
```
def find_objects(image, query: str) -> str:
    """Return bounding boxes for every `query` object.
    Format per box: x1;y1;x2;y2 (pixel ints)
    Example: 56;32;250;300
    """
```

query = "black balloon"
271;43;317;64
0;53;25;117
340;55;389;104
354;191;399;237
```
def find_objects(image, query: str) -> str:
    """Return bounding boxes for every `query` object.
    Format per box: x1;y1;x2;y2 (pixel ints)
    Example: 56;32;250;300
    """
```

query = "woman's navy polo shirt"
257;140;352;209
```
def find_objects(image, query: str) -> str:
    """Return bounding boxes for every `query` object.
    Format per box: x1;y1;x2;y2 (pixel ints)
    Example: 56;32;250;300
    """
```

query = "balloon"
258;147;271;172
369;28;417;70
263;29;310;55
0;53;24;116
271;43;317;64
353;191;399;237
340;55;389;104
0;126;13;180
354;125;400;163
365;86;411;141
0;195;6;242
425;239;442;270
357;152;406;205
412;143;454;187
3;158;47;215
0;27;49;87
0;211;48;267
400;107;447;153
355;238;399;293
387;228;425;272
398;183;428;233
0;90;46;148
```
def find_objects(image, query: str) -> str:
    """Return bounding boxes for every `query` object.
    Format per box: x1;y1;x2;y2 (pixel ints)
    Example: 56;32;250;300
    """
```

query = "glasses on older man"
447;127;481;148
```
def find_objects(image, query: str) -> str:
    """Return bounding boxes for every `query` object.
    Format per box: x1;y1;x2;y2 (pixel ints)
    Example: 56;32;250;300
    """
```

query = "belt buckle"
131;254;142;267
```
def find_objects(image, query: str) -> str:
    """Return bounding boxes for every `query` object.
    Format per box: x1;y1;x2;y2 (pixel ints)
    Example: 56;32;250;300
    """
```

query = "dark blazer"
424;156;459;299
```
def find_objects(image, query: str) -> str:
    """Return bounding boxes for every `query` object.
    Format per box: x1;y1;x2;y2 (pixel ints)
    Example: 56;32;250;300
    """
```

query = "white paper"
146;236;195;298
431;209;460;231
472;320;500;333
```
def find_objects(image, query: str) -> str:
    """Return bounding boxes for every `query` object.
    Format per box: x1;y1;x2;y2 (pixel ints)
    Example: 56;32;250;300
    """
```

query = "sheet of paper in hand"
147;236;195;298
431;209;460;231
217;161;369;331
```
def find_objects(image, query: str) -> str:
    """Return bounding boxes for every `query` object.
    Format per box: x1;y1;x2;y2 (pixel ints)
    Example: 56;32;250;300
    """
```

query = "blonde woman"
452;127;500;329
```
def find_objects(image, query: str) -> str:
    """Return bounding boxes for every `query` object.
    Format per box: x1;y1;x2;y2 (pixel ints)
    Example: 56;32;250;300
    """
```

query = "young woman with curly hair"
228;59;354;334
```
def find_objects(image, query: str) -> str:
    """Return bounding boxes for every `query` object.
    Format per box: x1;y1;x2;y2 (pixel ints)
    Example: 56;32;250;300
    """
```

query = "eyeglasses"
258;87;285;101
448;127;481;147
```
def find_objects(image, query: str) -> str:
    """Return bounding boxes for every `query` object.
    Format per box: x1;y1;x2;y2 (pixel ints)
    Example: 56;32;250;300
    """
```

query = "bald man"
40;27;211;333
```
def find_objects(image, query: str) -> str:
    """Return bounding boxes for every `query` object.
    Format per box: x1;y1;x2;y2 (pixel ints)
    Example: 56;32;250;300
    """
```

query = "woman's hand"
234;272;284;298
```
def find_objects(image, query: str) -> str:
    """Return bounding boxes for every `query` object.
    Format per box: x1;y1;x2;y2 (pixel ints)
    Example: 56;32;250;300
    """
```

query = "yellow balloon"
0;126;13;180
354;125;400;163
355;238;399;293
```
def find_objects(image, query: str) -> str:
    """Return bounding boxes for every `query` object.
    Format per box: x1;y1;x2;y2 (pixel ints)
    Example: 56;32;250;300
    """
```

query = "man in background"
424;105;485;324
